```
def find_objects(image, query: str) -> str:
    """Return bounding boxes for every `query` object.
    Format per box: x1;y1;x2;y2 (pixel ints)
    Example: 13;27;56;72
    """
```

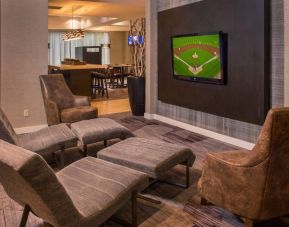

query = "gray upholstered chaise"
0;108;77;165
98;137;195;188
0;140;149;227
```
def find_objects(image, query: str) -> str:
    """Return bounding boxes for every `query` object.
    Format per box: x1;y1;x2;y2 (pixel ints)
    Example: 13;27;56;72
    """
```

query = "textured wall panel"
147;0;284;143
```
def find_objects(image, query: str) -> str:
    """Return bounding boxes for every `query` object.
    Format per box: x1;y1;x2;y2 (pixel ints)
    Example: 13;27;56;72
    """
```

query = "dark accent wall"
158;0;270;125
75;46;102;64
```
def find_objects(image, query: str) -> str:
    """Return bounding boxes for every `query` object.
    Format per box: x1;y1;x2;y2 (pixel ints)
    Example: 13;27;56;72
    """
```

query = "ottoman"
97;137;196;188
71;118;134;156
17;123;78;168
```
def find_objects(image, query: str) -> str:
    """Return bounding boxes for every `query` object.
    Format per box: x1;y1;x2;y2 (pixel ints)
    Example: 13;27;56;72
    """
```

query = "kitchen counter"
48;64;132;97
49;64;108;71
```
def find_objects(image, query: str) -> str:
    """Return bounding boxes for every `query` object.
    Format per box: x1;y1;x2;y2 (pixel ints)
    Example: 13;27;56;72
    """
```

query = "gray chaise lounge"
0;140;148;227
0;108;77;165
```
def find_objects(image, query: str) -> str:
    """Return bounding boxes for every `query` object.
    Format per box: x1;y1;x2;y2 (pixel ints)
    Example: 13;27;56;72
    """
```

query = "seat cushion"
70;118;134;145
17;124;77;161
61;106;97;123
57;157;148;225
97;137;195;178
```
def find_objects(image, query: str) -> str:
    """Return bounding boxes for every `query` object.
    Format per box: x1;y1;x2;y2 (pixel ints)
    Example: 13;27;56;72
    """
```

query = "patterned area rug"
106;113;288;227
1;113;288;227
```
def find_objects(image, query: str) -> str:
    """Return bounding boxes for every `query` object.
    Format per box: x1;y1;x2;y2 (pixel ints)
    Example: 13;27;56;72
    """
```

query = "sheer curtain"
48;31;110;65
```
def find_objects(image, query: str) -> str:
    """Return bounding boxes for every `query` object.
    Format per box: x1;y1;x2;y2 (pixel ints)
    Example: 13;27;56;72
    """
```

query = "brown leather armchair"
199;107;289;226
39;74;98;125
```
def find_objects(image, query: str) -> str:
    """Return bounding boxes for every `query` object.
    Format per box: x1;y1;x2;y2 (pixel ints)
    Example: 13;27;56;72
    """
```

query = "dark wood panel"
62;69;92;96
158;0;270;125
75;46;102;64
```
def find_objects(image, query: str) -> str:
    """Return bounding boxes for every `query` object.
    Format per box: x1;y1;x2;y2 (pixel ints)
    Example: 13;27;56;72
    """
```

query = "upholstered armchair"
39;74;98;125
199;107;289;226
0;140;148;227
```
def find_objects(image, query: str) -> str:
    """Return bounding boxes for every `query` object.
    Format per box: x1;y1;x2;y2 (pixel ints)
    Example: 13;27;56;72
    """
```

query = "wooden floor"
91;98;131;116
1;114;288;227
91;87;131;116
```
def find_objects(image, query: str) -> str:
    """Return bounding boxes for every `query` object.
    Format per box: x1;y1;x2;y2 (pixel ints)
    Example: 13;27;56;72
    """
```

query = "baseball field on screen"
172;34;222;79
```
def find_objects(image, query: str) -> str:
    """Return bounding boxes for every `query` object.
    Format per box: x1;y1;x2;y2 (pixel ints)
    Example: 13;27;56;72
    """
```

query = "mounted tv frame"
171;31;227;85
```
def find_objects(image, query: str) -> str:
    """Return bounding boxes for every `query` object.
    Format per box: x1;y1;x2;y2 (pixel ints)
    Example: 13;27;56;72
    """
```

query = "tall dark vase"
127;76;145;116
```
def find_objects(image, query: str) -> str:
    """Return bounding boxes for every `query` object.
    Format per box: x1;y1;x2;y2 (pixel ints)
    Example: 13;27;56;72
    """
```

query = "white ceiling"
48;0;146;31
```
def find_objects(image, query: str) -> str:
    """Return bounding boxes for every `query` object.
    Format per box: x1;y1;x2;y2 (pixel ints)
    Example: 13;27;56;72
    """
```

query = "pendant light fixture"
63;6;85;41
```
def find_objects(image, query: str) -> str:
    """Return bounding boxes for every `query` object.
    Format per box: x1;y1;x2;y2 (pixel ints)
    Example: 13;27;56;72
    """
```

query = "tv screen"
171;32;226;84
128;35;143;46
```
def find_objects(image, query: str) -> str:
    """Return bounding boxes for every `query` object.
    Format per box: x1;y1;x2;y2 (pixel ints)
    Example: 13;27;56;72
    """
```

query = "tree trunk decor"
128;18;146;116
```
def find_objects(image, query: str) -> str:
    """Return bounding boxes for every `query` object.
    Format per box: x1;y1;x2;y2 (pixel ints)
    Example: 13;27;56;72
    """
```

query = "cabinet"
75;46;102;64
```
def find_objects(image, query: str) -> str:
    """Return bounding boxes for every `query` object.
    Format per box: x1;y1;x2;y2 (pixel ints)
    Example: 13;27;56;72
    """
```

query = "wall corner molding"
144;112;255;150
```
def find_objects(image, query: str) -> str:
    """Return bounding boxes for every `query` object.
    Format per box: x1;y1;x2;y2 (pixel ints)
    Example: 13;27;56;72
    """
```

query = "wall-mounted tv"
128;35;143;46
171;32;226;84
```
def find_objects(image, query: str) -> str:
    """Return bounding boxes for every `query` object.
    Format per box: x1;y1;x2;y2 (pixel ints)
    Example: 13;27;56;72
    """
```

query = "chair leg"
244;218;254;227
132;191;137;227
60;145;65;169
137;194;161;204
104;140;107;147
19;205;30;227
186;160;190;188
83;144;88;157
201;197;208;205
105;79;109;99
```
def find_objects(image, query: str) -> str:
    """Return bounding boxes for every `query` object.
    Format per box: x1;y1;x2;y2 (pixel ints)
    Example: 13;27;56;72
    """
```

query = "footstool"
97;137;196;188
17;124;78;168
71;118;134;156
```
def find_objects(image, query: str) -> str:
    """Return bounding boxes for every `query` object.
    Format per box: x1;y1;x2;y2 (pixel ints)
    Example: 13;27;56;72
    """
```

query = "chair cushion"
70;118;134;145
17;124;78;160
57;157;148;225
61;106;97;123
97;137;195;178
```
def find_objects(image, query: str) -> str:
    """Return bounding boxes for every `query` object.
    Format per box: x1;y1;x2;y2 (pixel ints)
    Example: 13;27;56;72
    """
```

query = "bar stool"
91;71;109;99
107;66;122;89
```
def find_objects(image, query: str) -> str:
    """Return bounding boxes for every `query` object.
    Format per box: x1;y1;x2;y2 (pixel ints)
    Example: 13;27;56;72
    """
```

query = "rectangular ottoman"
71;118;134;156
97;137;196;188
17;123;78;168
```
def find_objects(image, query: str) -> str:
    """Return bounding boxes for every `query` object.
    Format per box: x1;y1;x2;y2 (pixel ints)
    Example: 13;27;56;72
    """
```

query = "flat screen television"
171;32;226;84
128;35;143;46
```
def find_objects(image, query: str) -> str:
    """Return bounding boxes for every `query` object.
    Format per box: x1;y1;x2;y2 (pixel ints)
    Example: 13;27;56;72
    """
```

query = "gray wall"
110;31;132;64
0;0;48;128
146;0;285;143
285;0;289;106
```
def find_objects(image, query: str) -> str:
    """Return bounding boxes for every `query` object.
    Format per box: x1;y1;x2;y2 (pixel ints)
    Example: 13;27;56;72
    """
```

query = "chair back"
250;108;289;218
0;140;80;226
39;74;75;110
0;108;18;144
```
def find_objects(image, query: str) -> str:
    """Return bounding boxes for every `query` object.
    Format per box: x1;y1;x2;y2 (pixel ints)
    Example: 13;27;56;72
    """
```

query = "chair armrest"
73;95;90;107
199;150;268;219
44;99;60;126
207;150;250;167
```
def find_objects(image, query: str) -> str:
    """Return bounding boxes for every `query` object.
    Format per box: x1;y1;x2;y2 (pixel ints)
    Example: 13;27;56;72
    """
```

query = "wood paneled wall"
146;0;284;143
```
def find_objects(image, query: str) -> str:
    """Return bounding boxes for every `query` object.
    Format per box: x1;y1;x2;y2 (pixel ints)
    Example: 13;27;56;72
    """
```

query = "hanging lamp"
63;6;85;41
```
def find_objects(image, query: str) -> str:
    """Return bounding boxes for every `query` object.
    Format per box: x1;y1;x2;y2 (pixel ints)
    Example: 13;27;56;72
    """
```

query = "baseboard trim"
14;124;48;134
144;113;255;149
